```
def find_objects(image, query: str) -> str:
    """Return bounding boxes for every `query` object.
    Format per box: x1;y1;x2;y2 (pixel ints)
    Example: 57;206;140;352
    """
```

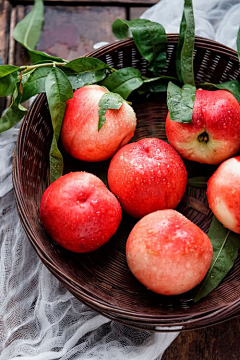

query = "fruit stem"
198;132;209;144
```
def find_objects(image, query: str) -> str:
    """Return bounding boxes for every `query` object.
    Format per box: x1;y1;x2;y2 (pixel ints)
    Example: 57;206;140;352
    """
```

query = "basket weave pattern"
13;35;240;331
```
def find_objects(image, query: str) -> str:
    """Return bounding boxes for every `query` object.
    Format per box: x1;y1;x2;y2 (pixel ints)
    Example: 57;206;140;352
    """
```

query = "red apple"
166;89;240;164
126;210;213;295
61;85;137;162
207;156;240;234
40;172;122;252
108;138;187;218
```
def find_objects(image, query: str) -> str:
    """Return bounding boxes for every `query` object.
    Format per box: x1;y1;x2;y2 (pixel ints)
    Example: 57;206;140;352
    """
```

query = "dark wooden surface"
10;0;158;5
0;0;239;359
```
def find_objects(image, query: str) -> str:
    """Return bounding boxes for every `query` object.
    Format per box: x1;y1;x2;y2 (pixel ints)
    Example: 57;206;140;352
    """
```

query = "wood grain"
163;318;240;360
0;0;12;112
0;0;11;65
130;6;148;19
12;5;126;64
10;0;157;5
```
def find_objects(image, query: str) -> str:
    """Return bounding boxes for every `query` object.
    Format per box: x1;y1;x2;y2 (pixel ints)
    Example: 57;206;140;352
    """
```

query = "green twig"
20;61;67;71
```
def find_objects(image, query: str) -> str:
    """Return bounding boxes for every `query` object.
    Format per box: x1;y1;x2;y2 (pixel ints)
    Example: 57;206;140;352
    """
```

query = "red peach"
207;156;240;234
61;85;137;162
166;90;240;164
40;172;122;252
108;138;187;218
126;210;213;295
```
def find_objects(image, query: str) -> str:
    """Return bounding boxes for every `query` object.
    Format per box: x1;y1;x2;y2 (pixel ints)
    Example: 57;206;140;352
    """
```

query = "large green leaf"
13;0;44;50
0;65;20;78
101;67;143;99
64;57;110;73
0;86;27;132
112;19;167;75
45;67;73;183
29;51;66;64
176;0;195;85
66;69;107;90
13;0;65;64
21;67;52;102
194;216;240;302
237;26;240;65
98;92;124;131
63;57;110;90
138;75;178;94
167;81;196;123
0;71;19;97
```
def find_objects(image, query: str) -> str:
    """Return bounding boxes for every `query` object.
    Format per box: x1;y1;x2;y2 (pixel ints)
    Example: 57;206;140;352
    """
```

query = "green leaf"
66;69;108;90
101;67;143;99
138;76;178;94
64;57;110;73
167;82;196;123
200;80;240;104
49;136;64;186
29;51;65;65
13;0;44;50
176;11;186;83
0;65;20;78
13;0;65;64
98;92;124;131
194;216;240;302
112;19;167;75
21;67;52;102
112;19;129;39
176;0;195;85
0;85;27;132
0;71;19;97
45;67;73;183
187;176;208;188
237;26;240;65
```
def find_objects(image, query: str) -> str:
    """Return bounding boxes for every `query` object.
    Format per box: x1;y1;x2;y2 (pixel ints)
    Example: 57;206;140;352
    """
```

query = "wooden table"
0;0;239;358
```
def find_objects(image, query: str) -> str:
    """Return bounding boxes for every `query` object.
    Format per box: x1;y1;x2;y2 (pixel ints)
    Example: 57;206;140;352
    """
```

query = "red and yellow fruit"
207;156;240;234
166;89;240;164
108;138;187;218
61;85;137;162
126;210;213;295
40;172;122;252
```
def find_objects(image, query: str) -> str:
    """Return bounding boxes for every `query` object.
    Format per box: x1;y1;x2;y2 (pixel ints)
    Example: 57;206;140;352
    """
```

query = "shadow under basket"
13;35;240;332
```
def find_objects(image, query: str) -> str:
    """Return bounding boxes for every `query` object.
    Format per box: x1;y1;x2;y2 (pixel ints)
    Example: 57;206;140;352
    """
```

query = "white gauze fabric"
0;1;240;359
141;0;240;50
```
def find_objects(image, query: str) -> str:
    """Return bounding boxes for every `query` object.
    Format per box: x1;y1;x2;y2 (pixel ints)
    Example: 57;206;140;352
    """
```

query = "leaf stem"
20;62;67;71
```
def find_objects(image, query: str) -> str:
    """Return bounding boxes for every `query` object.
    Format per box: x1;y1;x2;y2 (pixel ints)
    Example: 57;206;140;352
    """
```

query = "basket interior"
15;36;240;322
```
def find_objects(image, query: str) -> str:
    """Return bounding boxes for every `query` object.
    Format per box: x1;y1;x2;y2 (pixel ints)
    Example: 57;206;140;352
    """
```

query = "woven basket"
13;35;240;331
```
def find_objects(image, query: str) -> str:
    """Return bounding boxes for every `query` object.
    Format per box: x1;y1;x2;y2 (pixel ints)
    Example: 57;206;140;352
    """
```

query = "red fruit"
40;172;122;252
108;138;187;218
166;89;240;164
61;85;137;162
207;156;240;234
126;210;213;295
